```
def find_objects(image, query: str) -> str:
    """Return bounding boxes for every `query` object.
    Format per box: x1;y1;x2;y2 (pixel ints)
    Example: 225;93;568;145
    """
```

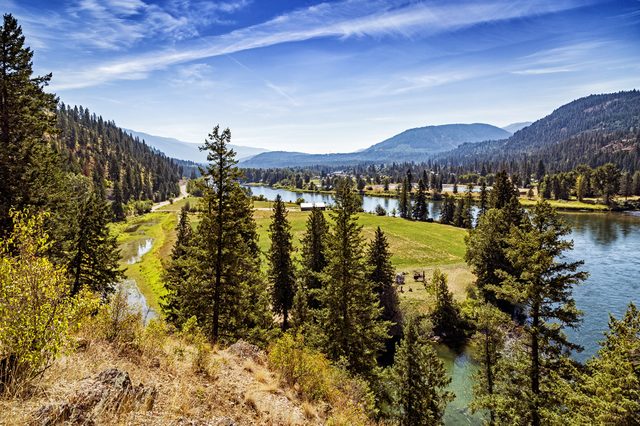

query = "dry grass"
0;327;319;426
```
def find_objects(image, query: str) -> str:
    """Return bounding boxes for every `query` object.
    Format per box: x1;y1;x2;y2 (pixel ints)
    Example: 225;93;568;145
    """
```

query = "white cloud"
52;0;587;90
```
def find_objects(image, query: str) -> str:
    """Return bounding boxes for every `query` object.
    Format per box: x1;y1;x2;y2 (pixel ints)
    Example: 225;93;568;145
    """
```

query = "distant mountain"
438;90;640;171
501;121;532;133
240;123;510;168
124;129;268;163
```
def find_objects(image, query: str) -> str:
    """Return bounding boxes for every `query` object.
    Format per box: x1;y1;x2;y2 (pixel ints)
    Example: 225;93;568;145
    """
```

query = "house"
300;202;326;211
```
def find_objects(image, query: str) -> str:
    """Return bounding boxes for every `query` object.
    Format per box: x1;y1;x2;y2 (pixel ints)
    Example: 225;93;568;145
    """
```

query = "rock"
227;340;264;364
33;368;157;425
173;416;236;426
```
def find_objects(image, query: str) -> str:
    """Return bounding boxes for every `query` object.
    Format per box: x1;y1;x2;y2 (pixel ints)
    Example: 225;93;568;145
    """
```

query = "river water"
246;185;640;424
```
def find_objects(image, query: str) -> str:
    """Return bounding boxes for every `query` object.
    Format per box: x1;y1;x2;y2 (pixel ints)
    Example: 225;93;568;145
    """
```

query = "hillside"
125;129;268;163
240;123;510;168
56;104;181;201
438;90;640;172
501;121;532;133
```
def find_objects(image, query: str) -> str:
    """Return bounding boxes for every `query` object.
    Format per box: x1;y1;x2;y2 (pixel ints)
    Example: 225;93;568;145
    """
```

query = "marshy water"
119;237;157;323
246;185;640;424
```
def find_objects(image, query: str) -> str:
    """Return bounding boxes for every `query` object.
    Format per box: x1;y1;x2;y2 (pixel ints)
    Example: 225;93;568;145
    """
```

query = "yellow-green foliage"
268;333;374;424
0;211;97;395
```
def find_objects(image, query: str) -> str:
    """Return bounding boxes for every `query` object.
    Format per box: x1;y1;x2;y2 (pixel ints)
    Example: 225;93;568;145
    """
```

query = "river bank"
245;182;620;212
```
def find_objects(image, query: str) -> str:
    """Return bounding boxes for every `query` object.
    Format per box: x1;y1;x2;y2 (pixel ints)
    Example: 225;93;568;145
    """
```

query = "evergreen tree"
319;178;388;377
491;200;588;425
465;209;514;306
536;160;546;181
162;205;194;325
469;302;511;424
453;198;465;227
430;269;465;344
268;195;295;331
399;175;411;219
570;302;640;424
390;316;453;425
194;126;271;343
490;170;517;209
412;178;428;221
366;227;402;365
462;188;473;229
68;182;122;298
0;14;61;236
300;207;328;311
111;180;125;222
479;178;488;216
439;194;455;225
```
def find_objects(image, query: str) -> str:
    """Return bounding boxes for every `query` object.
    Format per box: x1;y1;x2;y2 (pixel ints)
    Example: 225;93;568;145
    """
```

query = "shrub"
91;286;143;349
268;333;374;423
0;211;96;395
374;204;387;216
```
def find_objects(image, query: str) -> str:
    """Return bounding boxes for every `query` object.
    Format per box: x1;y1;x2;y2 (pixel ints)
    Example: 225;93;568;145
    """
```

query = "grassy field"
254;209;473;300
112;200;474;314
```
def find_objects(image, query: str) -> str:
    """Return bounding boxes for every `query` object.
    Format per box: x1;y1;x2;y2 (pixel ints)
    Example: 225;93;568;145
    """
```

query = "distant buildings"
300;202;326;211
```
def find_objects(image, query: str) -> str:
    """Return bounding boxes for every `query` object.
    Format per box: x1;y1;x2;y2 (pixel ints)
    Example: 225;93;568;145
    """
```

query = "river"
246;185;640;424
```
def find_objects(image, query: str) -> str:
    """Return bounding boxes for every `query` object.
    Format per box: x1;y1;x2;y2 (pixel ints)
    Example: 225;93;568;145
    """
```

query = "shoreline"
243;182;631;213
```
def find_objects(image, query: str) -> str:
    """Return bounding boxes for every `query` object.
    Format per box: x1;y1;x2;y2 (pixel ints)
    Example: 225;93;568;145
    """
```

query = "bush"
374;204;387;216
91;286;143;350
295;197;305;205
0;211;96;395
268;333;374;423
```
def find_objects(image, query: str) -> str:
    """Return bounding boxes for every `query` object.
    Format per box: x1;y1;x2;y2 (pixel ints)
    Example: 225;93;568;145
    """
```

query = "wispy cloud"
51;0;588;90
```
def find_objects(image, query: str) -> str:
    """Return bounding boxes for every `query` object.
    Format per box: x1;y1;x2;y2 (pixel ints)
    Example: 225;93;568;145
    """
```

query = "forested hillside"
56;104;181;202
438;91;640;172
240;123;510;168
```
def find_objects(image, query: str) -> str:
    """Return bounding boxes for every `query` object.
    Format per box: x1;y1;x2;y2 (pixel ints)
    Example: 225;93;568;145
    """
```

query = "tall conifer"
268;195;295;330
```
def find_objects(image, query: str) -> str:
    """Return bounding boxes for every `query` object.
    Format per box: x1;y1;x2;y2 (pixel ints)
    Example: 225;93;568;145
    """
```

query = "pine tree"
453;198;465;227
430;269;465;344
462;188;473;229
268;195;295;330
194;126;271;343
162;205;194;325
469;302;511;424
439;194;455;225
0;14;61;236
479;178;488;216
490;170;518;209
399;175;411;219
112;180;126;222
366;227;402;365
570;303;640;424
492;200;588;425
465;209;514;306
300;207;328;311
68;182;122;298
412;178;428;221
319;178;388;377
391;316;453;425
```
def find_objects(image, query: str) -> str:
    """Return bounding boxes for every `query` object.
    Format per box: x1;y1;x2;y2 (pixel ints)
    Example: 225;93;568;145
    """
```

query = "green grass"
518;197;608;211
111;211;178;311
254;210;472;299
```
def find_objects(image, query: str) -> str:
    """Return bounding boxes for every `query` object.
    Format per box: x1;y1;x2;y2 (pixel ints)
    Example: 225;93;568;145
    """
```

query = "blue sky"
3;0;640;152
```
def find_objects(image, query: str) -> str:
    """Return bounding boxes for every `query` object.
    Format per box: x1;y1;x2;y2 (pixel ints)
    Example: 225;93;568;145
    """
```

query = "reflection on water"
246;185;640;423
127;238;153;264
118;279;157;324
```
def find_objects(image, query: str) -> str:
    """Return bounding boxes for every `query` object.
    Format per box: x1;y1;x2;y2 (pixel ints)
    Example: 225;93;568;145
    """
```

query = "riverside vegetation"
1;13;639;426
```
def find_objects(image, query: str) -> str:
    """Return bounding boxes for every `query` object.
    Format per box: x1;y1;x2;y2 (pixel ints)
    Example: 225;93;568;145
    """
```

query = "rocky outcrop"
33;368;156;425
227;340;264;364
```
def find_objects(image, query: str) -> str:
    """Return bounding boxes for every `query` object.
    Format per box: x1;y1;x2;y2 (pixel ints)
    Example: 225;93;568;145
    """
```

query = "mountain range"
124;129;268;163
437;90;640;171
239;123;513;168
